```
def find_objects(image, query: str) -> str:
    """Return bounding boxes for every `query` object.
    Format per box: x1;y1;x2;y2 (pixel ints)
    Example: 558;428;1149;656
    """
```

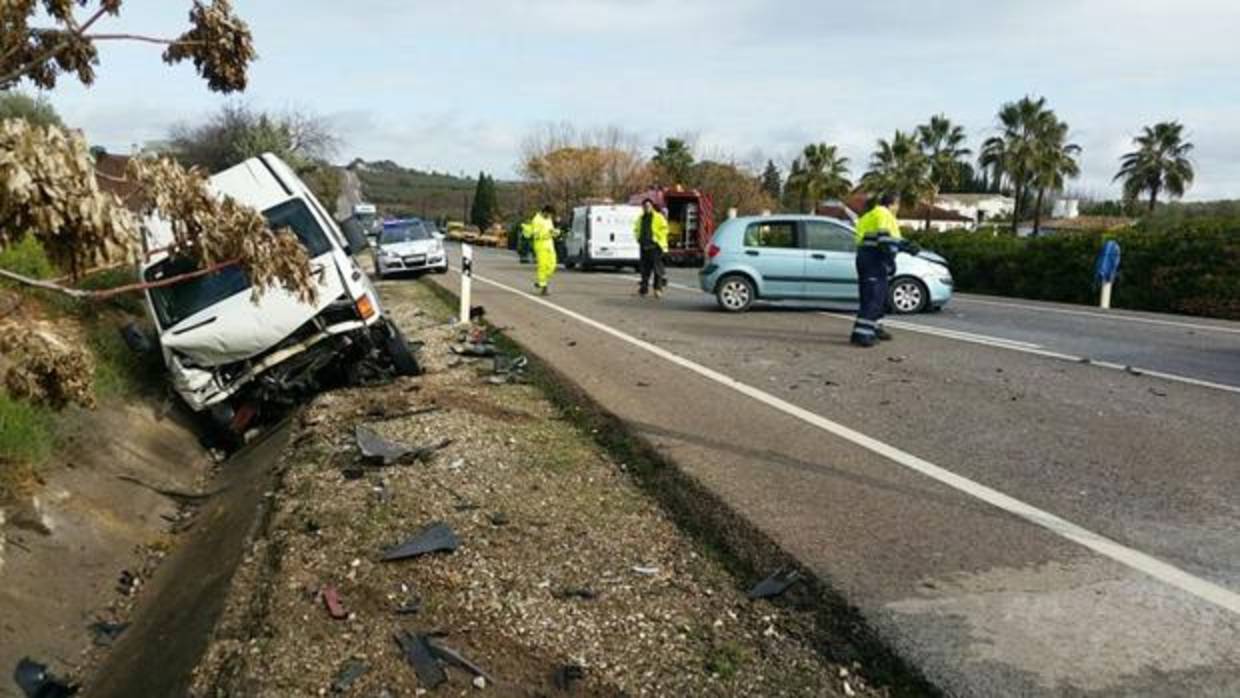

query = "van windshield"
146;198;332;329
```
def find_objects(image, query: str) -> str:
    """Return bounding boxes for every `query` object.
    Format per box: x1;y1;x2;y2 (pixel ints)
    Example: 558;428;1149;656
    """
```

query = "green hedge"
908;219;1240;320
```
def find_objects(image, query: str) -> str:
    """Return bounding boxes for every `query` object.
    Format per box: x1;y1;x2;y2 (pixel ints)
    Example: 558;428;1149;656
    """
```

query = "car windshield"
146;198;332;329
380;224;431;244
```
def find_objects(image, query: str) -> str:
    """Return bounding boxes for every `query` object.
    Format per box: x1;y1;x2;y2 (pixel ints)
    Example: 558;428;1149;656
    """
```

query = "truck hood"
159;259;347;366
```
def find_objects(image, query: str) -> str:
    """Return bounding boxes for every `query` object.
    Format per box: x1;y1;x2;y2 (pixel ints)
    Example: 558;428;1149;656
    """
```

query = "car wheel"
384;322;421;376
716;275;755;312
889;277;929;314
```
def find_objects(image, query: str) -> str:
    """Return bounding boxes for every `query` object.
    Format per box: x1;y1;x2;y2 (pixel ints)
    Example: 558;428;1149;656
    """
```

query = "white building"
936;194;1016;225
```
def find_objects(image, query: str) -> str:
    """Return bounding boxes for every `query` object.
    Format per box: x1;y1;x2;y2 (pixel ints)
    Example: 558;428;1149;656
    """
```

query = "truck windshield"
146;198;332;329
380;224;430;244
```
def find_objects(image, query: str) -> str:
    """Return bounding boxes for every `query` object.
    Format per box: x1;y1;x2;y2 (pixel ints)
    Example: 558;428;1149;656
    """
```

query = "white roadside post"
459;244;473;324
1099;280;1114;309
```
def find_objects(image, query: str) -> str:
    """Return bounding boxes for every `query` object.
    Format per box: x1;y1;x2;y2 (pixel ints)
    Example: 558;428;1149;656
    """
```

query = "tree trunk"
1033;187;1045;235
1148;185;1159;213
1011;178;1024;234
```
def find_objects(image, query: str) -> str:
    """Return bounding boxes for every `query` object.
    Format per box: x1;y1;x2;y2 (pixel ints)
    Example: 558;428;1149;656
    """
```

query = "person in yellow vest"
522;205;560;295
851;193;904;346
632;198;669;298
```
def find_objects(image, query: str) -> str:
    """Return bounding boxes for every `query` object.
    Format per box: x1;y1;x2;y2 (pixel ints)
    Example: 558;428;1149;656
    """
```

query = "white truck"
564;204;643;271
140;154;419;435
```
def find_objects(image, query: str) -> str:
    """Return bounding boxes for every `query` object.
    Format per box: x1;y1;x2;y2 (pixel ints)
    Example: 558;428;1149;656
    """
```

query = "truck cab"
141;154;418;432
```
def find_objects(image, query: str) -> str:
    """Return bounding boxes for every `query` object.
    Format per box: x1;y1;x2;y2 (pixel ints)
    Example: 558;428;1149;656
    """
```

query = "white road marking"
954;296;1240;336
459;269;1240;616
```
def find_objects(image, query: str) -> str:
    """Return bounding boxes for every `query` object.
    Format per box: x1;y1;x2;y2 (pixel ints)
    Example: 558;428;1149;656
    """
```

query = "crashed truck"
140;154;420;435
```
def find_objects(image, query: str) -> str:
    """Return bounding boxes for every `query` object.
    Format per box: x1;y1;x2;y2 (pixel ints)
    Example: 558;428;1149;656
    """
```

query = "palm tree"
786;143;851;213
652;137;695;186
1114;122;1194;212
1029;117;1081;235
861;130;934;224
917;114;971;229
979;95;1050;233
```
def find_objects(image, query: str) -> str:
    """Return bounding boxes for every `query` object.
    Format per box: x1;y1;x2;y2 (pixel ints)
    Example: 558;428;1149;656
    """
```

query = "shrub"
0;233;57;279
909;219;1240;319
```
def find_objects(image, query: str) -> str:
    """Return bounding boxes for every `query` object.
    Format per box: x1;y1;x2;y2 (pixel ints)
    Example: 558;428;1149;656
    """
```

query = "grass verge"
419;275;941;697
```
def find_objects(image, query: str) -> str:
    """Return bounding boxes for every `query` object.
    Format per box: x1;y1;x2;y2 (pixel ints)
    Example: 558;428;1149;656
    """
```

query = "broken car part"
380;522;459;562
395;632;446;689
331;658;369;693
747;567;803;600
13;658;78;698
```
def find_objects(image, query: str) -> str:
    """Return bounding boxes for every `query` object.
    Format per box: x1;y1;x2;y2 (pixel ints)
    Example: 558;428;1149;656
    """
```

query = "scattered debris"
886;356;905;364
13;658;78;697
553;664;585;691
1149;387;1168;397
487;512;510;527
472;675;487;689
1077;357;1092;365
469;306;486;321
394;598;421;615
426;638;493;683
552;588;598;601
331;658;369;693
451;343;497;358
355;425;453;466
1125;365;1144;376
748;568;803;600
632;565;660;576
843;679;857;696
87;620;130;647
321;586;348;620
381;522;460;562
636;381;650;388
395;632;447;689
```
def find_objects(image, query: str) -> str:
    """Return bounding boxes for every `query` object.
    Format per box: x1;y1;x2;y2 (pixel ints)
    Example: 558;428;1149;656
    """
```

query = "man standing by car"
850;193;903;347
633;198;669;298
523;205;560;295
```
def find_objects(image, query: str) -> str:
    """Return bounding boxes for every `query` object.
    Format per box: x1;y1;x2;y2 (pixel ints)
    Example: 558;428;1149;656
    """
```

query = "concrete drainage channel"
85;422;291;698
421;278;939;697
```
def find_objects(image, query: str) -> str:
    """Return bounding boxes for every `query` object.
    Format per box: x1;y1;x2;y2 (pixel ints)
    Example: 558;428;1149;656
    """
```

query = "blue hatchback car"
698;215;953;313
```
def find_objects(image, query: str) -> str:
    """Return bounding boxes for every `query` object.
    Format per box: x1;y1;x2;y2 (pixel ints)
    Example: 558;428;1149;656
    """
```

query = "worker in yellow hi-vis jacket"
522;205;559;295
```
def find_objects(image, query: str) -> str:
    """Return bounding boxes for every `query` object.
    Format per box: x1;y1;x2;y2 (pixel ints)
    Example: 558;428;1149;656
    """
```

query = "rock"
473;676;487;689
843;680;856;697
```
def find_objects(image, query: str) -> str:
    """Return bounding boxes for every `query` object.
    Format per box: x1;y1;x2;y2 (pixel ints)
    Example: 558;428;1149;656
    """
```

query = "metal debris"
381;522;460;562
395;632;446;689
451;342;497;357
748;567;803;600
355;425;453;466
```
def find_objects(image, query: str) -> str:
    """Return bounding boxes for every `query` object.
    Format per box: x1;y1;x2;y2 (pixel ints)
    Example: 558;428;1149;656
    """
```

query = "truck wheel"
384;322;421;376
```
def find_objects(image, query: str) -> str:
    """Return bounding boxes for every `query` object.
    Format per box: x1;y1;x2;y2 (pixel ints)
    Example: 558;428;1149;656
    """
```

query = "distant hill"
349;159;525;223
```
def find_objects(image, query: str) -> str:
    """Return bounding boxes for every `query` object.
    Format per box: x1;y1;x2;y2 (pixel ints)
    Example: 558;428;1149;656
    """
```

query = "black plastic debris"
469;305;486;321
88;620;130;647
426;639;493;683
748;568;803;600
553;664;585;692
552;588;598;601
395;632;446;689
493;354;529;375
381;522;459;562
13;658;78;698
331;658;369;693
394;598;421;615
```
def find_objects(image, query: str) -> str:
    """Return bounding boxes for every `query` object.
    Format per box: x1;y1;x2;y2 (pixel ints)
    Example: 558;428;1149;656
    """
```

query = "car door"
803;220;858;300
741;219;804;298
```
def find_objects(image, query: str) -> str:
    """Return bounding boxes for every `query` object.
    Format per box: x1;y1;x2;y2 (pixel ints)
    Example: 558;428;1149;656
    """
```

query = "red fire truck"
628;186;715;266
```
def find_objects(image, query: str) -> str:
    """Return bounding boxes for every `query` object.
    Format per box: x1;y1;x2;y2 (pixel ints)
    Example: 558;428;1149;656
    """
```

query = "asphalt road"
430;245;1240;697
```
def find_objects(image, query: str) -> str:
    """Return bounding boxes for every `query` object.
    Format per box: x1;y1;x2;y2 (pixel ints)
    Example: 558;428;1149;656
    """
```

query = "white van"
141;154;419;431
564;204;642;271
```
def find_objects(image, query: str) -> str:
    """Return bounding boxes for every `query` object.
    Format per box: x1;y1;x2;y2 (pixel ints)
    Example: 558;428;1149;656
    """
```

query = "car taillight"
356;295;376;320
707;243;721;259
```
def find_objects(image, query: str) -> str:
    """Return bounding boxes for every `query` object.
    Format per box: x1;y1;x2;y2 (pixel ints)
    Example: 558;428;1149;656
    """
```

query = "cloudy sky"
41;0;1240;199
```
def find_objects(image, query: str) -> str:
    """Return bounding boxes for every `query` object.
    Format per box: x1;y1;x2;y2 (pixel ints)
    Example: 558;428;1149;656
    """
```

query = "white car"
373;219;449;278
140;153;420;433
